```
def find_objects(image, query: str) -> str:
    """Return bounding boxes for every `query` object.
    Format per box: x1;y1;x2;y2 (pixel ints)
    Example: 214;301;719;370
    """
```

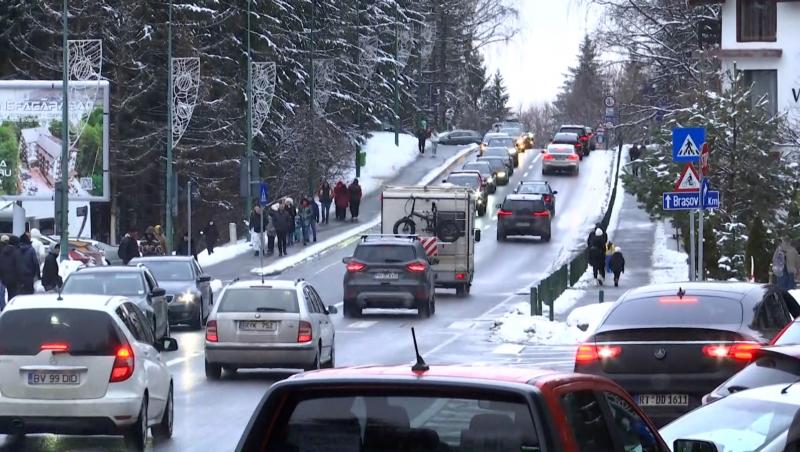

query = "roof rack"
295;278;305;285
360;234;419;242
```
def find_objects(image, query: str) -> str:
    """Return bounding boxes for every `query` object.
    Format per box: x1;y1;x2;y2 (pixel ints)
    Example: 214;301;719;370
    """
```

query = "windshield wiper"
255;307;285;312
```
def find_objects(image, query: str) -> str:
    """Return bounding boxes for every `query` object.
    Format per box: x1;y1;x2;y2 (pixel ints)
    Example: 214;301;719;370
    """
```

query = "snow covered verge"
650;221;690;284
346;132;425;197
490;302;614;345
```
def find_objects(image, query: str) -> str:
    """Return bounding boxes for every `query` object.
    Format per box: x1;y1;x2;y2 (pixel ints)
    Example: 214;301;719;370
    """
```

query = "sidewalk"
203;143;476;280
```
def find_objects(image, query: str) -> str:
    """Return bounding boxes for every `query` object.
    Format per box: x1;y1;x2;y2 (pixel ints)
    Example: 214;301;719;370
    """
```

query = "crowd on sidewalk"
0;229;64;311
248;178;363;258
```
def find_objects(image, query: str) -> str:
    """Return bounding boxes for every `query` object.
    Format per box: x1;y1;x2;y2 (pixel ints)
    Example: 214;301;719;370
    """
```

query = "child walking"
610;247;626;287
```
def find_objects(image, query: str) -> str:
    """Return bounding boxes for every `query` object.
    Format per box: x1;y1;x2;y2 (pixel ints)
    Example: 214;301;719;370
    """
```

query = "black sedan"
437;129;482;145
461;161;496;194
574;282;798;427
476;157;509;185
482;147;515;175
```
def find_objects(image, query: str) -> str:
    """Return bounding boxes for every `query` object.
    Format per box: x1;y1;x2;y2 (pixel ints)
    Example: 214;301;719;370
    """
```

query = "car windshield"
263;390;538;451
136;260;194;281
486;138;514;148
602;296;743;327
660;394;797;452
774;321;800;345
218;288;299;313
462;163;491;175
517;184;548;194
0;308;122;356
478;159;505;171
355;245;416;262
715;354;800;397
62;273;145;297
502;199;546;212
500;128;520;136
446;175;480;189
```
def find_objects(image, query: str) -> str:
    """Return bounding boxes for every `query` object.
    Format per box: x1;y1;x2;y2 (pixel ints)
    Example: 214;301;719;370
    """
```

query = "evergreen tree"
554;35;604;126
745;216;770;282
480;70;510;126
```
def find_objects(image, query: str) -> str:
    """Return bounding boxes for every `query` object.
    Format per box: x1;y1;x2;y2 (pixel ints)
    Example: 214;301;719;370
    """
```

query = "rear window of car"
486;138;514;147
502;199;546;212
483;148;509;158
135;260;193;281
0;308;123;355
218;288;299;313
478;159;505;171
355;245;417;263
716;354;800;397
62;272;145;297
445;175;480;189
517;184;548;194
553;133;578;143
773;321;800;345
462;163;491;174
603;296;743;327
548;145;575;154
262;390;538;451
559;127;585;136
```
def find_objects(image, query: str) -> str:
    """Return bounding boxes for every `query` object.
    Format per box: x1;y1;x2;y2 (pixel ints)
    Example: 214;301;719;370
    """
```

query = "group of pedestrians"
0;229;62;311
332;179;363;222
588;223;626;287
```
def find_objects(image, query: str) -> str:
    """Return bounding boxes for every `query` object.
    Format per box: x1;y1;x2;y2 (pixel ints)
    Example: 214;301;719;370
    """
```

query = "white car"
0;294;178;450
204;279;337;378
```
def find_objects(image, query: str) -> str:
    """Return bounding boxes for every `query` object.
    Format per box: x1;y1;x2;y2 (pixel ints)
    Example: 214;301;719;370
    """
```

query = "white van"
381;186;480;296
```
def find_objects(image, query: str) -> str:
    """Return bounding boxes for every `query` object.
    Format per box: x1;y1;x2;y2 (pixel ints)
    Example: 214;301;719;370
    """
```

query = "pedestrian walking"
141;227;164;256
629;144;642;176
0;235;9;309
153;225;168;254
605;241;615;273
42;243;63;292
610;246;626;287
587;222;608;250
0;234;19;308
309;195;319;242
300;198;315;245
176;231;197;260
293;213;302;245
118;229;141;264
29;228;48;263
17;233;40;295
201;219;219;255
773;237;800;290
431;129;439;157
249;205;264;256
274;203;292;257
334;181;349;221
589;228;607;286
285;198;297;247
416;126;431;154
318;180;333;224
266;205;277;255
348;178;363;222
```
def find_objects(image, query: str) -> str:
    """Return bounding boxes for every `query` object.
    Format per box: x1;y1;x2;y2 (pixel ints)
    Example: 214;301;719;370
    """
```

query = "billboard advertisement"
0;80;109;201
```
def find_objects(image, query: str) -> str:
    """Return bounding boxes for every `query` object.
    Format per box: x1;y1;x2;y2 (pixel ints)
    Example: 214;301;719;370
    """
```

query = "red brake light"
497;209;513;217
543;153;554;161
109;345;135;382
533;211;550;217
346;261;367;272
580;136;588;142
41;343;69;352
659;296;698;304
455;272;466;280
298;321;313;343
543;195;552;203
567;154;580;161
703;342;760;361
206;320;218;342
576;344;621;363
406;262;427;273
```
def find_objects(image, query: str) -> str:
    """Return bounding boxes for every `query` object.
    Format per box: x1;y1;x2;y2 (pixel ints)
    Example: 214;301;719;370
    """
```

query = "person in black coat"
42;243;62;292
17;233;40;295
118;230;141;264
610;247;626;287
201;220;219;255
588;228;607;286
274;204;292;257
176;232;197;260
587;223;608;250
0;235;19;302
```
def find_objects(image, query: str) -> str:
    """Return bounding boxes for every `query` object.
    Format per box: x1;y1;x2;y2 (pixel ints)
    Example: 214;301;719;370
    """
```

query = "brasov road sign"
662;190;720;211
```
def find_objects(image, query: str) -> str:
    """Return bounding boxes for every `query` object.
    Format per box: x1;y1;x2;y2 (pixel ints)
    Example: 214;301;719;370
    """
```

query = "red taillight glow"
543;153;554;161
567;154;580;161
406;262;427;273
41;343;69;352
702;342;760;361
533;211;550;217
659;296;699;304
497;209;513;217
543;195;552;203
206;320;218;342
109;345;135;383
580;136;588;142
346;261;367;272
297;321;313;343
576;344;621;363
455;273;466;280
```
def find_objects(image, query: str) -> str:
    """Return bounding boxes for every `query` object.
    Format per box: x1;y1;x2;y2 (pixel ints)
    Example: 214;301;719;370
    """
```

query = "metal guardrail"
530;145;623;320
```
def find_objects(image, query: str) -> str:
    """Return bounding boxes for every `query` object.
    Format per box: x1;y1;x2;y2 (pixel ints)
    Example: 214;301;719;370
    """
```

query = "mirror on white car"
673;439;718;452
156;337;179;353
327;305;338;315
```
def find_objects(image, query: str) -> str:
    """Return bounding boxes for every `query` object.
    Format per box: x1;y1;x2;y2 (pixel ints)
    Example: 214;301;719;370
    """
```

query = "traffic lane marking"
167;352;203;367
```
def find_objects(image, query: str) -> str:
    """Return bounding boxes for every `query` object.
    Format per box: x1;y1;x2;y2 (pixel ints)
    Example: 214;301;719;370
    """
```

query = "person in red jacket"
333;181;349;221
348;179;363;222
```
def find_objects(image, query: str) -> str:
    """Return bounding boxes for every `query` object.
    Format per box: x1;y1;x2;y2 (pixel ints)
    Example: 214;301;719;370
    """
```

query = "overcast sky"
481;0;602;110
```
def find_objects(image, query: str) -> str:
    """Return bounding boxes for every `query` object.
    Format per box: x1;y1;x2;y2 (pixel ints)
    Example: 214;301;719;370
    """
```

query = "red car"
236;364;674;451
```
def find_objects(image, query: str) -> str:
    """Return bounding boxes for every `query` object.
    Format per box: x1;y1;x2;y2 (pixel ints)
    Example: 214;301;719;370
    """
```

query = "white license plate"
239;321;277;331
375;273;399;280
516;222;531;227
637;394;688;407
28;372;80;386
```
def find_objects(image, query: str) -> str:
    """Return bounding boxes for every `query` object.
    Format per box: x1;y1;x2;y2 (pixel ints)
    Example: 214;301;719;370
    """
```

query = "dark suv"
496;195;552;242
342;236;436;318
515;181;557;216
557;125;595;155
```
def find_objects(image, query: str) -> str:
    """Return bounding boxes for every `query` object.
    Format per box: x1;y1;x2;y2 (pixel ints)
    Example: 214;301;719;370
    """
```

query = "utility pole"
308;0;316;195
245;0;253;222
59;0;69;261
393;2;400;147
355;0;361;178
165;0;174;252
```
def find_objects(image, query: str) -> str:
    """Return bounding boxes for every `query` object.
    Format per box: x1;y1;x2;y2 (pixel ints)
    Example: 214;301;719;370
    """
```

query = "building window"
741;69;778;116
737;0;777;42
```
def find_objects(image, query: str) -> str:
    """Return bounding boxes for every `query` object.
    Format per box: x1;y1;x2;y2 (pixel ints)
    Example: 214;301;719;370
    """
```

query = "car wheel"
542;233;551;242
306;346;322;371
343;302;361;318
152;384;173;440
323;344;336;369
497;229;505;241
205;359;222;380
124;396;148;451
541;167;548;176
431;293;436;314
190;304;203;331
419;298;432;318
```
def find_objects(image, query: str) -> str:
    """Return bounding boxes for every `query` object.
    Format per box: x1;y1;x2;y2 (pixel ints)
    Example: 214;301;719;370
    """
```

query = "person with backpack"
773;237;800;290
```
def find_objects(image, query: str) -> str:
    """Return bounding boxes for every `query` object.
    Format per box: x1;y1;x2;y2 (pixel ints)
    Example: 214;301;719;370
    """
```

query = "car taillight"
576;344;621;363
406;262;427;272
543;195;552;203
497;209;513;217
574;143;581;149
455;273;466;280
346;261;367;272
532;211;550;217
41;343;69;352
297;321;313;343
206;320;218;342
567;154;580;161
109;345;135;383
543;153;554;161
580;136;588;142
702;342;760;361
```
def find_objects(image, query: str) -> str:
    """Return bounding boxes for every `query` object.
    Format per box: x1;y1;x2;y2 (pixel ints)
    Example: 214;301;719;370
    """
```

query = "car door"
124;302;170;420
556;388;617;452
144;270;168;339
601;390;667;452
302;287;326;355
309;286;333;359
193;260;213;311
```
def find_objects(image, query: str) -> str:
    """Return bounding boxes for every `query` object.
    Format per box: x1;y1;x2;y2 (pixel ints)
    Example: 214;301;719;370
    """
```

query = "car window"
354;245;416;262
62;272;146;297
144;271;156;292
483;148;510;158
116;304;145;343
774;321;800;345
445;174;480;189
502;199;546;212
478;159;505;171
603;392;660;452
602;295;743;327
0;308;123;356
548;145;576;154
218;288;299;313
462;163;491;175
127;303;155;346
560;390;614;452
192;261;203;277
303;287;319;314
560;127;585;136
553;133;578;143
309;287;326;314
486;138;514;148
138;261;194;281
263;391;539;451
716;354;800;397
753;292;793;331
517;184;549;195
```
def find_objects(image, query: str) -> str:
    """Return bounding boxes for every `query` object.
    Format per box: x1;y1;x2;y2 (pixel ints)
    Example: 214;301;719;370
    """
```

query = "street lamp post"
308;0;316;195
59;0;69;261
245;0;253;222
165;0;174;252
393;3;399;147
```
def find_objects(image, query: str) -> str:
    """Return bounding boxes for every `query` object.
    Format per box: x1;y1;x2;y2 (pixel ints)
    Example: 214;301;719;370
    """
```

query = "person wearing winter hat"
42;243;63;292
29;228;48;263
588;228;607;286
16;233;40;295
610;246;626;287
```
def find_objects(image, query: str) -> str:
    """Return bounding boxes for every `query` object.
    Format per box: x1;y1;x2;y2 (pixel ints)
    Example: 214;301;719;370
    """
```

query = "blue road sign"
702;190;720;210
259;182;269;206
663;189;720;211
672;127;704;163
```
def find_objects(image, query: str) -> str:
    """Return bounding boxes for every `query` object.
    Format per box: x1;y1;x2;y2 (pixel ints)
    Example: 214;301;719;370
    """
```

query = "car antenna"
677;287;685;299
56;282;63;301
411;327;429;372
782;378;800;395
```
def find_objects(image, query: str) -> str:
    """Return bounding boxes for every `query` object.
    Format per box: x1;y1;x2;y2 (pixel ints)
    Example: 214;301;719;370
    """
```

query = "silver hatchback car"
204;279;337;379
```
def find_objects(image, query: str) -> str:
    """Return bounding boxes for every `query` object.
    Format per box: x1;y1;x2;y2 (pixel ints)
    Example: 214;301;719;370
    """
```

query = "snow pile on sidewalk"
491;302;588;345
565;303;614;333
346;132;423;197
197;241;252;268
651;222;689;284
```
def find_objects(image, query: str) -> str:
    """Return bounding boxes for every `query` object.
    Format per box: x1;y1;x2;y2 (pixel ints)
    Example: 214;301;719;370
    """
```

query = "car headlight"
508;147;517;155
498;171;507;178
178;291;197;303
487;176;495;183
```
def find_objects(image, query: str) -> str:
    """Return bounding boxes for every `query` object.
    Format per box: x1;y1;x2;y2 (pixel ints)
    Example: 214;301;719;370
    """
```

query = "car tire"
497;230;505;242
542;232;551;242
306;346;322;371
124;396;148;451
323;343;335;369
419;299;432;318
152;385;173;441
205;359;222;380
190;304;203;331
431;293;436;314
542;167;548;176
343;302;361;318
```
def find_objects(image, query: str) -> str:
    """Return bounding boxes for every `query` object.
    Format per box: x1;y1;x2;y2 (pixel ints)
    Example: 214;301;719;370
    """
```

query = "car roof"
225;279;301;290
504;194;544;201
291;365;562;385
358;236;418;246
560;124;587;129
758;344;800;360
484;146;510;152
130;256;195;263
621;281;767;300
463;161;491;169
519;180;549;185
4;293;126;312
73;265;145;274
449;170;481;177
554;132;579;139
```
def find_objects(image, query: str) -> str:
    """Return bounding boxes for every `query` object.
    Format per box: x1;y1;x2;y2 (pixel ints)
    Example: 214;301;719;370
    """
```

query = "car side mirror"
474;229;481;242
540;149;546;153
197;275;211;283
342;257;352;264
155;337;179;353
553;190;558;194
326;305;338;315
673;439;719;452
151;288;166;298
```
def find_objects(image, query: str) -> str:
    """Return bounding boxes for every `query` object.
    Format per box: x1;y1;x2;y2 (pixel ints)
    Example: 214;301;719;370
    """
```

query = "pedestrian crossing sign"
672;127;704;163
674;164;700;192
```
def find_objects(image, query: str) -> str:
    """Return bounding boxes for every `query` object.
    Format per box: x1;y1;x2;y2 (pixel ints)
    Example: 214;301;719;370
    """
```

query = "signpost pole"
689;210;696;281
59;0;70;261
698;207;704;281
245;0;253;230
187;179;192;257
165;0;174;254
393;1;400;147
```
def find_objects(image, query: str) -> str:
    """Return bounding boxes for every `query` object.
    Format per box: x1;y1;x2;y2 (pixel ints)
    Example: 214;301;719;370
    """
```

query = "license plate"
28;372;80;386
375;273;399;280
516;222;531;227
637;394;688;407
554;155;566;160
239;320;277;331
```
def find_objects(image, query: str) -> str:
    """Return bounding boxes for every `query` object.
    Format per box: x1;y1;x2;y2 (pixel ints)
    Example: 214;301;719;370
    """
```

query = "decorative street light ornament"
251;62;276;137
397;27;413;67
66;39;103;178
419;22;436;62
313;59;333;114
171;57;200;147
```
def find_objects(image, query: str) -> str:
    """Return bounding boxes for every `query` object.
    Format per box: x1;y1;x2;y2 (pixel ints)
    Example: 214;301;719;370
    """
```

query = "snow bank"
651;222;689;284
566;303;614;334
491;302;588;345
346;132;423;197
197;241;252;268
